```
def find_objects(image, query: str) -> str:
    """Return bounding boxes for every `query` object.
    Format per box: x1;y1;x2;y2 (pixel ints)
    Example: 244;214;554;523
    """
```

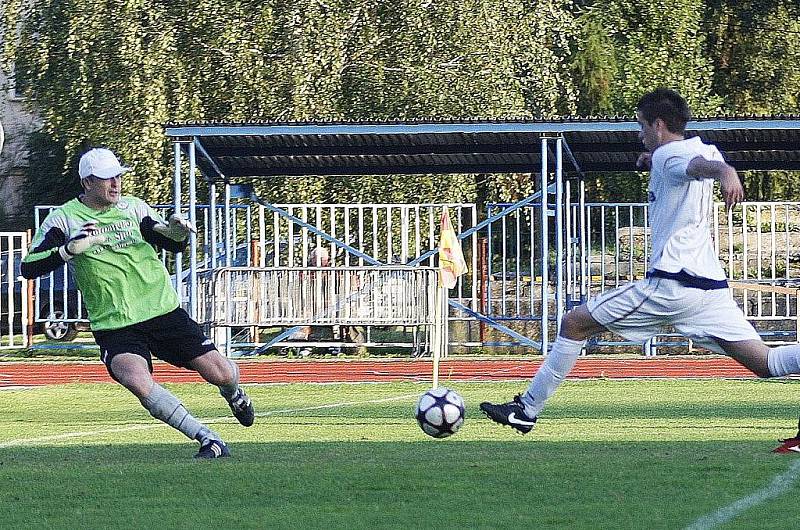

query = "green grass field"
2;379;800;529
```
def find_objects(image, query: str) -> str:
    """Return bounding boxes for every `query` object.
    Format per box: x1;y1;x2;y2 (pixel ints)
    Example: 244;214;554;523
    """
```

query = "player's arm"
21;217;106;278
686;156;743;210
21;225;68;279
140;216;189;253
133;199;195;253
636;152;652;170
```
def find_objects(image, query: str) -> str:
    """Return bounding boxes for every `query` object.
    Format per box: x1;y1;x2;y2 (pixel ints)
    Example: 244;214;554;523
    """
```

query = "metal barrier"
252;203;478;314
30;198;800;355
32;203;474;352
196;266;448;358
0;232;29;349
575;202;800;353
729;281;800;344
576;201;800;295
479;201;800;353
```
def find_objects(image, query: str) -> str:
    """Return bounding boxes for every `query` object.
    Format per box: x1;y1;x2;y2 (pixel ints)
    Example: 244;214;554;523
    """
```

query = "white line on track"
684;459;800;529
0;392;420;449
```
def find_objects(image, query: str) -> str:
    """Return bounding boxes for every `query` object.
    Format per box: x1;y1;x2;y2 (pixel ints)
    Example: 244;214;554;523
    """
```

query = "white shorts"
586;277;760;354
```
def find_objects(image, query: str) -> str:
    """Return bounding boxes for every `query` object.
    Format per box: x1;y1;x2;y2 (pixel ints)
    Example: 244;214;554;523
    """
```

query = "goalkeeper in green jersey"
22;148;254;459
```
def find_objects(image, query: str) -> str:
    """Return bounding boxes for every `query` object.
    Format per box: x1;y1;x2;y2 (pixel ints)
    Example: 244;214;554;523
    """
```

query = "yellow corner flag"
439;206;468;288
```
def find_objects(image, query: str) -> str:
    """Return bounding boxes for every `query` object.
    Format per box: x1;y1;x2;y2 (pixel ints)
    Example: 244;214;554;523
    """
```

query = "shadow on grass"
0;441;797;530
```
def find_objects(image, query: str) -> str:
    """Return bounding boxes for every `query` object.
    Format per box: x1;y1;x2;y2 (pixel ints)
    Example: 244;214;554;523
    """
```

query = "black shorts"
93;307;217;381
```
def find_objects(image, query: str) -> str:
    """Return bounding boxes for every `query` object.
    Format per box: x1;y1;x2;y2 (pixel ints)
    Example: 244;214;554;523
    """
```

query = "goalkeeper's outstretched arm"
131;198;193;254
140;216;189;254
21;225;68;279
21;217;108;279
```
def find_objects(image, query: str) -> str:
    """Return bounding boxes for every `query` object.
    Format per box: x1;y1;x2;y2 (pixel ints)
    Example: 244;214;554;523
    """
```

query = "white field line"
684;459;800;530
0;393;419;449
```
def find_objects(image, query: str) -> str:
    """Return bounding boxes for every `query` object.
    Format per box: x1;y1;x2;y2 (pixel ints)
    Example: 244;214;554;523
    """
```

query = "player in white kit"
480;88;800;452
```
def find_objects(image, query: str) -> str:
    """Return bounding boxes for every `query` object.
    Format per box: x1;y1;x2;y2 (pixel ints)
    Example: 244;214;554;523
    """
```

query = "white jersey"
647;136;726;280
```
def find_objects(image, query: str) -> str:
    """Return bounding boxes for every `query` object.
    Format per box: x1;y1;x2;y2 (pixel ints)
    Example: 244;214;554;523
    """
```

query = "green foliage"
21;130;78;209
570;0;722;202
4;0;578;208
574;0;721;117
571;14;617;116
704;1;800;113
702;1;800;200
3;0;800;209
571;0;800;202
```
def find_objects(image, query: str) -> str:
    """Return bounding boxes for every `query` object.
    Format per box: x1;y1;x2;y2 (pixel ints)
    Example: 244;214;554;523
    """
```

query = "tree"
570;0;722;202
703;0;800;200
3;0;581;211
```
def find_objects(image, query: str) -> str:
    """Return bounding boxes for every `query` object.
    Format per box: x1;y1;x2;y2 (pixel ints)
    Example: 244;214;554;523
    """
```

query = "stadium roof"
164;117;800;180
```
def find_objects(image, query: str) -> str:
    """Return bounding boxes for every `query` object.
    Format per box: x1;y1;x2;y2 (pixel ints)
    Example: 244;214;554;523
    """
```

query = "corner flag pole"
433;286;441;389
434;206;465;387
432;284;449;389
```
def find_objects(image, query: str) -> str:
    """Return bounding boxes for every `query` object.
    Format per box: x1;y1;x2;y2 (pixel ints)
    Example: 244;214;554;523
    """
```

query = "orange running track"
0;357;756;387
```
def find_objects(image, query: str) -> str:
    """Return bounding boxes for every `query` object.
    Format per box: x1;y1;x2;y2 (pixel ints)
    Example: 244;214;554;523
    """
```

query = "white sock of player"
767;345;800;377
520;336;585;418
217;359;240;401
141;383;220;443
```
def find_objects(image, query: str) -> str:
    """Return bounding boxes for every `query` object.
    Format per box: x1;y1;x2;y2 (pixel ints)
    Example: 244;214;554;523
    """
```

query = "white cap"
79;148;131;179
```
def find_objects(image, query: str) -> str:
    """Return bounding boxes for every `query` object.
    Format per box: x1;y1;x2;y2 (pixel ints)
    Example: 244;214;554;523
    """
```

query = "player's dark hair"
636;88;691;134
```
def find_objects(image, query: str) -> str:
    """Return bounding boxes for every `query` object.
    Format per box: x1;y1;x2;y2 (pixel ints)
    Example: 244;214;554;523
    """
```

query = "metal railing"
197;266;447;357
574;201;800;351
0;232;29;349
28;199;800;354
31;203;476;352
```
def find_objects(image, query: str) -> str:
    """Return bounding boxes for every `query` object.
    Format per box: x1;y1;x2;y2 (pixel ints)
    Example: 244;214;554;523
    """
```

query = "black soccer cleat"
228;388;255;427
194;439;231;459
479;394;538;434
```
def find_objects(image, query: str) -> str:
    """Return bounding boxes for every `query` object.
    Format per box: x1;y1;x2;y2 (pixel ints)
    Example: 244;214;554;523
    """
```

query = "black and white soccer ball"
415;386;465;438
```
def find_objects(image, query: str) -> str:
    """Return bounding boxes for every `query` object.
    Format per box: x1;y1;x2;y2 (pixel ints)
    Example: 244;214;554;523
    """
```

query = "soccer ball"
415;386;465;438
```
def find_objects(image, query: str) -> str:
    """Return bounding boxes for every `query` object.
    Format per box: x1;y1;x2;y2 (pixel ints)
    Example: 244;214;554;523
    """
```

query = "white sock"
767;345;800;377
141;383;219;442
521;336;585;417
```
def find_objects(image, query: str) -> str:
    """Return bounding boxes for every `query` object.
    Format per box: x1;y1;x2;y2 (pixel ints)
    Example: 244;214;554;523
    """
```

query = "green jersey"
24;196;180;331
